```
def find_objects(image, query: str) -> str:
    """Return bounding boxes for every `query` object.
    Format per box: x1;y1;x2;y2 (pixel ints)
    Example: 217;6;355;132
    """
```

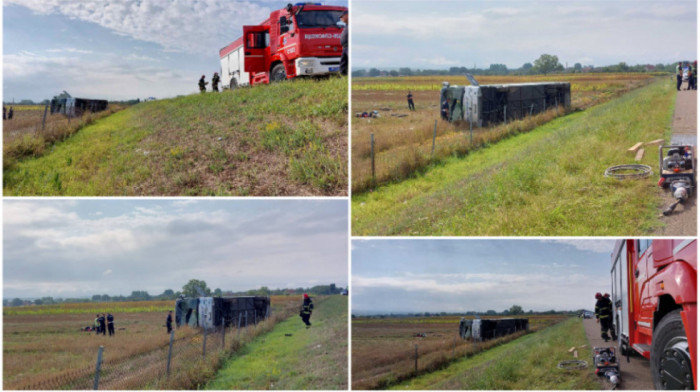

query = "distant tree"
533;54;562;75
11;298;24;307
521;62;533;72
92;294;102;302
162;289;175;297
389;70;399;77
213;288;222;297
398;67;413;76
488;63;508;75
330;283;337;294
573;63;582;72
352;69;367;77
19;99;35;105
508;305;524;315
485;309;497;315
182;279;211;297
368;68;381;77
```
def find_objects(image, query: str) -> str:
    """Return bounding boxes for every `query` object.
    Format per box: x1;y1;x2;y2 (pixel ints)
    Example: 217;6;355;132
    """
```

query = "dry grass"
351;73;656;193
351;315;567;390
3;105;126;169
3;297;300;390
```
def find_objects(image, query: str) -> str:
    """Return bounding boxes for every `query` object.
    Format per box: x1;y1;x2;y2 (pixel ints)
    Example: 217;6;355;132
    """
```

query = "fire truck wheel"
651;309;693;390
271;63;286;82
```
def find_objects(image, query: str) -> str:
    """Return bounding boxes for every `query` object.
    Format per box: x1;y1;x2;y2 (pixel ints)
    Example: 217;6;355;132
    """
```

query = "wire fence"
13;306;295;390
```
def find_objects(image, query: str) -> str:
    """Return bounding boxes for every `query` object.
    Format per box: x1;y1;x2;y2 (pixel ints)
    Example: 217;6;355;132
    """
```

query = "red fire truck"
219;2;346;88
610;239;696;389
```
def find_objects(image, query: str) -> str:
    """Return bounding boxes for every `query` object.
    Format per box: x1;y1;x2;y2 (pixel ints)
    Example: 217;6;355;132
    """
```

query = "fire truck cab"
610;239;696;389
219;2;346;88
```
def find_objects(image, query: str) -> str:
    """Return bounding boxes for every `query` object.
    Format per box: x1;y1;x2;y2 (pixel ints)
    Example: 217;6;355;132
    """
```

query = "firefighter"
407;91;415;111
689;61;697;90
441;100;449;121
8;106;13;120
3;106;6;120
676;62;683;91
198;75;208;93
166;310;173;334
107;313;115;336
339;10;348;76
299;293;314;328
98;314;106;336
595;292;616;342
212;72;220;92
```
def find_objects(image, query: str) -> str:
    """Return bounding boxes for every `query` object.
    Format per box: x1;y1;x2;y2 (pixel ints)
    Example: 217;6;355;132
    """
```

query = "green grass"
352;79;676;236
4;77;347;196
205;295;348;390
392;318;600;390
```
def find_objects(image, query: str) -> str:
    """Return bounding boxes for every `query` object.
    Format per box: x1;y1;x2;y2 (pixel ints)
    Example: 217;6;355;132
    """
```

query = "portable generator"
593;346;620;388
658;145;696;215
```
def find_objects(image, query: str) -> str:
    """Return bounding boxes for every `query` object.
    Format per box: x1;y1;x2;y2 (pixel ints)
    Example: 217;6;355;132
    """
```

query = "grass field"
4;77;347;196
206;295;348;390
3;296;301;390
351;73;656;193
351;314;566;389
389;317;600;390
352;78;677;236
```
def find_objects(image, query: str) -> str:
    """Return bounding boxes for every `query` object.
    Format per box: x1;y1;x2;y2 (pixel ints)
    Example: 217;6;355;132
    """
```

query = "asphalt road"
583;317;653;390
653;84;697;235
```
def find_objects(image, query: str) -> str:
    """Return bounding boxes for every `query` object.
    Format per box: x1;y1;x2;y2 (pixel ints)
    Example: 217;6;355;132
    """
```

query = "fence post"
414;344;418;373
93;345;103;390
42;103;49;131
370;133;375;181
202;329;207;358
166;330;174;377
431;120;437;156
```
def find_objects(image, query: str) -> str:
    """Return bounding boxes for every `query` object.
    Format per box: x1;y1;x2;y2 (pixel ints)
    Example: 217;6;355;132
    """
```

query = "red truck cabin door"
243;25;269;73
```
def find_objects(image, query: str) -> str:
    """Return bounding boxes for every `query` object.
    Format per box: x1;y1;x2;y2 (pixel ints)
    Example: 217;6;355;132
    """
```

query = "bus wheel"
271;64;286;82
651;309;693;390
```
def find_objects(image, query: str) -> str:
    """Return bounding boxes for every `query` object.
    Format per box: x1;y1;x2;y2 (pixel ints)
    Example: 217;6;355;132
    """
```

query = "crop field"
3;104;125;170
352;73;656;193
351;314;567;389
352;79;679;236
4;77;347;196
3;296;303;390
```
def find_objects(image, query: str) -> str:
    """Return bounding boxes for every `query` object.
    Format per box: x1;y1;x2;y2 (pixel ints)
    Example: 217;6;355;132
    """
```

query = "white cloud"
103;269;113;276
540;239;615;254
47;48;93;54
6;0;272;55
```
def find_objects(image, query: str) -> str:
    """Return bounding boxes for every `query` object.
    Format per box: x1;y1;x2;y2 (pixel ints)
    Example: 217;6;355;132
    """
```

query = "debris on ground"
628;142;643;153
634;148;645;161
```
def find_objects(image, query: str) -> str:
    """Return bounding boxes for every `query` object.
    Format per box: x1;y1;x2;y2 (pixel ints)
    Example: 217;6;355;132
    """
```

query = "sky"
2;0;347;102
352;0;697;70
352;239;616;314
3;199;348;299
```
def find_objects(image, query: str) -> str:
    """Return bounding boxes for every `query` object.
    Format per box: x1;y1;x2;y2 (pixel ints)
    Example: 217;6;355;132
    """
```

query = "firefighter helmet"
595;292;602;299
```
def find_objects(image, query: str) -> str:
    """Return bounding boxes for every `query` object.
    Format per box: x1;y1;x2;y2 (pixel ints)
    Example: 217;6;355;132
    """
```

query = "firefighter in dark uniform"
407;91;415;111
166;311;173;334
198;75;208;93
595;292;616;342
339;10;348;76
98;314;106;336
676;62;683;91
107;313;115;336
212;72;220;92
300;293;314;328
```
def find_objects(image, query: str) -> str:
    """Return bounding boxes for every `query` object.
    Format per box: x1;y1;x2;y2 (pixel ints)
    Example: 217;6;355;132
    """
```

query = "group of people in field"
676;61;697;91
85;313;115;336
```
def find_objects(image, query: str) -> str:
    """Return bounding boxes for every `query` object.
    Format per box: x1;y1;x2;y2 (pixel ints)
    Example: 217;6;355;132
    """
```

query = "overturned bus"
440;82;570;126
459;317;529;341
50;97;108;117
175;296;270;330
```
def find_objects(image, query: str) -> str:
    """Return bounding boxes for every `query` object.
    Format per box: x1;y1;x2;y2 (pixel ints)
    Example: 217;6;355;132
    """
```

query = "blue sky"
352;0;697;70
4;199;348;298
3;0;347;102
352;239;615;314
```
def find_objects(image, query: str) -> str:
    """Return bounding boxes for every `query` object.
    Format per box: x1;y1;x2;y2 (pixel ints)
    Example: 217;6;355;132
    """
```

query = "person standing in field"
107;313;115;336
94;314;100;335
198;75;208;93
8;106;13;120
676;62;683;91
299;293;314;328
595;292;617;342
99;314;106;336
407;91;415;111
212;72;220;92
3;106;6;120
166;311;173;334
339;10;348;76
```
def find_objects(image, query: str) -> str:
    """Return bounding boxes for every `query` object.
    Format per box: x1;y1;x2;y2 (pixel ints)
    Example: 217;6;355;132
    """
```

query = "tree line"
353;53;679;78
4;279;346;307
352;304;585;318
